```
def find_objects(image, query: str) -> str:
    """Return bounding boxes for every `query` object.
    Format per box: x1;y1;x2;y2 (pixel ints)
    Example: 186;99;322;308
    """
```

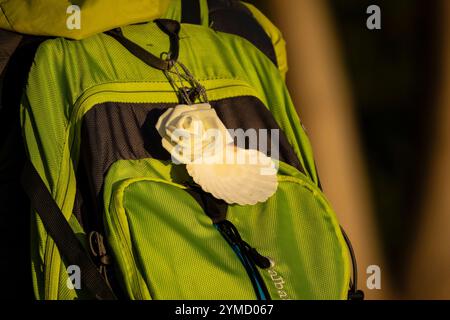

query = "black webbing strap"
181;0;202;25
105;19;181;71
21;161;116;300
206;0;278;66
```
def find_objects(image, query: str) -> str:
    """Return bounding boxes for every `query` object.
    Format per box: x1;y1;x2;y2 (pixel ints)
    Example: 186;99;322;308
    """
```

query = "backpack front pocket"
103;159;350;300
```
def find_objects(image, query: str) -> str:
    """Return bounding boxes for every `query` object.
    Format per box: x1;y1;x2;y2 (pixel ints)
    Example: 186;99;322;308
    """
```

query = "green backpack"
13;1;359;300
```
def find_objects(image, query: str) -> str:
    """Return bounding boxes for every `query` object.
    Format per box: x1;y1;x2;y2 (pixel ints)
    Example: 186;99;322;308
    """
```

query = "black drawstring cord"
341;227;365;300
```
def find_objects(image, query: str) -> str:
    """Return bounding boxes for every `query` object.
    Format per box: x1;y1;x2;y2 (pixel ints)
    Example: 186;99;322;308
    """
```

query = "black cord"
340;226;365;300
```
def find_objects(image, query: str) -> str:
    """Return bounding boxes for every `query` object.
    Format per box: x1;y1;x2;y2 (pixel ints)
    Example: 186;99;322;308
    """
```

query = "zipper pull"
216;220;271;269
216;220;241;245
241;242;272;269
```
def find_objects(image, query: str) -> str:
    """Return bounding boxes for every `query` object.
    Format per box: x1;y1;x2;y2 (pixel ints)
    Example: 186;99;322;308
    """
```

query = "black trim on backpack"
181;0;202;25
21;161;116;300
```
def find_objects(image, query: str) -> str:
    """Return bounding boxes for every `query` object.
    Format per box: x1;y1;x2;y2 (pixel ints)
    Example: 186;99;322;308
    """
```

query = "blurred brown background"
248;0;450;299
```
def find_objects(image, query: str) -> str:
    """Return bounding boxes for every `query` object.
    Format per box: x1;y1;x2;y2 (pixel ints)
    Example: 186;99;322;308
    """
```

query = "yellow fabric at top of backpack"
0;0;171;40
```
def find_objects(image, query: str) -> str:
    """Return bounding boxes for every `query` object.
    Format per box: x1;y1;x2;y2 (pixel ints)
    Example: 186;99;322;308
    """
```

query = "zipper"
66;80;261;164
70;80;259;126
215;220;272;300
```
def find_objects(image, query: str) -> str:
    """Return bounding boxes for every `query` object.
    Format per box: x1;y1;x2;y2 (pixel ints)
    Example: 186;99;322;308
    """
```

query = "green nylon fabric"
21;20;337;300
103;159;349;300
229;177;348;300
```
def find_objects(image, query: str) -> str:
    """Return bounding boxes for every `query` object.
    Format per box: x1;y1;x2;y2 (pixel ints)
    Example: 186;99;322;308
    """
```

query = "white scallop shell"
186;145;278;205
156;103;233;164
